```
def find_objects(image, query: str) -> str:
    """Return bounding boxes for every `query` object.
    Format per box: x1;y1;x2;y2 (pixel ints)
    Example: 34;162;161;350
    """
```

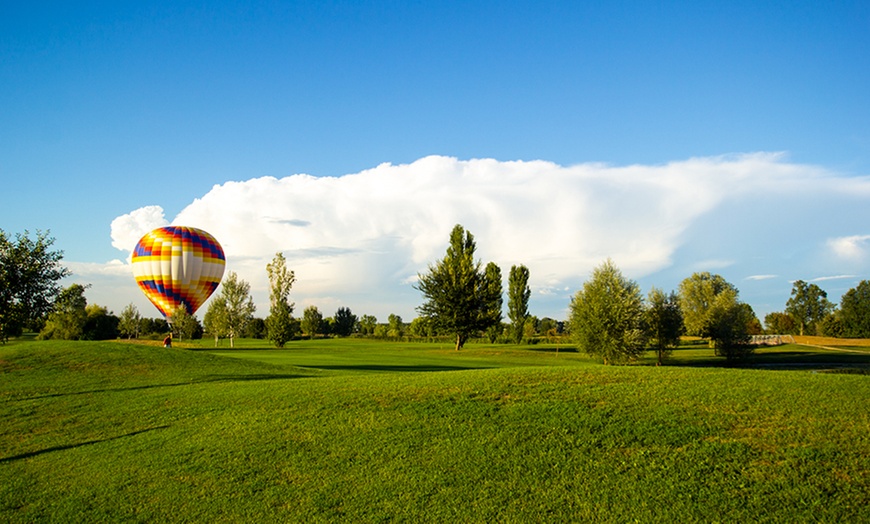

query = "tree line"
4;227;870;361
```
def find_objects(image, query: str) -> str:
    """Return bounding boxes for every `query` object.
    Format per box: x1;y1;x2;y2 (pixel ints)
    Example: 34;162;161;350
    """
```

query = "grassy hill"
1;339;868;522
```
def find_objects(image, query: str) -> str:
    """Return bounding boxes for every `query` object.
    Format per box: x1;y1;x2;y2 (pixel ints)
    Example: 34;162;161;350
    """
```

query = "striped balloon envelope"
131;226;225;321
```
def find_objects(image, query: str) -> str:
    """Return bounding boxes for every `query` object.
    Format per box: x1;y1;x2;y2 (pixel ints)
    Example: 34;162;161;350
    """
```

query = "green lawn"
2;339;868;522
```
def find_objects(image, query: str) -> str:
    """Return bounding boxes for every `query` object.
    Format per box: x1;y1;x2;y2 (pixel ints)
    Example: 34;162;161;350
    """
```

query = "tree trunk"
455;333;462;351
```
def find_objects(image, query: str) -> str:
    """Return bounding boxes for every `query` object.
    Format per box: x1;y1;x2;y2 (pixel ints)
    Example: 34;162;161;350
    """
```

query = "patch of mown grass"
1;340;868;522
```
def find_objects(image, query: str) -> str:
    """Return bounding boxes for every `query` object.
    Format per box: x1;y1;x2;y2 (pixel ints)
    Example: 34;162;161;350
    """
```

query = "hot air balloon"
131;226;225;322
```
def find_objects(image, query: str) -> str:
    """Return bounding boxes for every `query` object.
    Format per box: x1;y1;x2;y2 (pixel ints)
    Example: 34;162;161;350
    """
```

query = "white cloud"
827;235;870;261
101;154;870;320
746;275;777;281
110;205;168;252
810;275;857;282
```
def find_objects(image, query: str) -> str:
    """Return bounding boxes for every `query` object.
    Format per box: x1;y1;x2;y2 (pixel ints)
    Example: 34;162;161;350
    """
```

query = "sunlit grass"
1;339;868;522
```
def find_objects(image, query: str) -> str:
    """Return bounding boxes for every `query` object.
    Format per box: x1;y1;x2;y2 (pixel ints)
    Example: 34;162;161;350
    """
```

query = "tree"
170;305;199;341
409;316;434;338
213;271;256;348
483;261;503;331
302;305;323;338
706;294;755;361
839;280;870;338
358;315;377;335
203;298;229;347
568;259;647;365
415;224;502;350
38;283;88;340
83;304;119;340
678;272;737;338
508;265;531;344
0;229;70;342
785;280;834;336
141;317;169;336
118;303;142;339
244;317;267;339
386;314;404;338
819;312;844;338
265;253;297;347
333;307;357;337
763;311;797;335
646;287;683;366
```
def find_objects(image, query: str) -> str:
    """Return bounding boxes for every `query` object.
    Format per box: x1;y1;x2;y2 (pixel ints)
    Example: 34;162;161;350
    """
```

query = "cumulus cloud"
104;154;870;319
110;205;168;252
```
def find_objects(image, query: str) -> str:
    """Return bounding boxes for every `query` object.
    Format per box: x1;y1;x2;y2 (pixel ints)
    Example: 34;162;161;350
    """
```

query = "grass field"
1;338;868;522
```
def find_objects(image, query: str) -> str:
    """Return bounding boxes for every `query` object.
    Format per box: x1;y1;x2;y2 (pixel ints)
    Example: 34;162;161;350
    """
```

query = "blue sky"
2;1;869;323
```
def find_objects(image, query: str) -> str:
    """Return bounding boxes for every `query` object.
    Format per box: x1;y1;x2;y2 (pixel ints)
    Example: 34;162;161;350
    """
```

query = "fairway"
2;339;868;522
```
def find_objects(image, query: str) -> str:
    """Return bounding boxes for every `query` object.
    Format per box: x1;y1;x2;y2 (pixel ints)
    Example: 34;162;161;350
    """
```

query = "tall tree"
0;229;70;342
358;314;377;335
83;304;120;340
118;303;142;339
508;264;531;344
333;307;357;337
568;259;647;365
214;271;256;348
170;305;199;341
387;314;404;338
265;253;298;347
416;224;501;350
38;283;89;340
483;262;503;341
785;280;834;336
763;311;797;335
646;287;683;366
706;292;755;360
678;272;737;338
839;280;870;338
302;305;323;338
678;272;753;359
203;297;229;347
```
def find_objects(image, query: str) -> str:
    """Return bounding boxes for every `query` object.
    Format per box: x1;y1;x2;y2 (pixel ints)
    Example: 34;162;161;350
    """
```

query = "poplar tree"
508;264;531;344
265;252;298;347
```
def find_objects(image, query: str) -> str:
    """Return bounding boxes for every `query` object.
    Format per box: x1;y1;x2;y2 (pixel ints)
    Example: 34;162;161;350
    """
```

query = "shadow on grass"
522;346;579;353
296;364;489;373
0;425;170;464
662;348;870;371
16;374;309;401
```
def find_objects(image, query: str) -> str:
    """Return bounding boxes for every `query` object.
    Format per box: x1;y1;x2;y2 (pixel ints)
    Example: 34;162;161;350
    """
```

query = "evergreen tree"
416;224;501;350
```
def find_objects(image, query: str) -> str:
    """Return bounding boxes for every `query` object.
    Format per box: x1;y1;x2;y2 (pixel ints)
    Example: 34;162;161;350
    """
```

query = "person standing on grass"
163;333;172;348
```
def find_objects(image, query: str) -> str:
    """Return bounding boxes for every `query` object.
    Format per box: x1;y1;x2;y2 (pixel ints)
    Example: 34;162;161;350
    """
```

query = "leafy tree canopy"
646;287;683;366
839;280;870;338
0;229;70;342
568;259;647;365
785;280;834;336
